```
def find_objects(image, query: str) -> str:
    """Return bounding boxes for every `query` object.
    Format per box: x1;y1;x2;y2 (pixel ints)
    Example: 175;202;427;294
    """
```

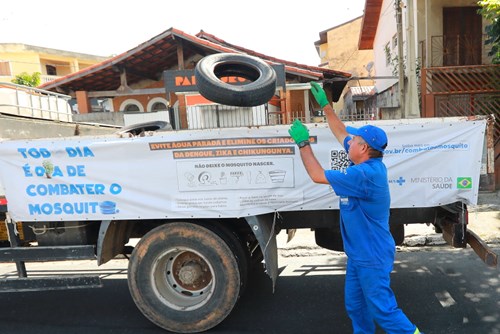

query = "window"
120;99;144;112
125;104;140;112
384;42;391;66
147;97;169;112
151;102;167;112
0;61;11;76
46;65;57;76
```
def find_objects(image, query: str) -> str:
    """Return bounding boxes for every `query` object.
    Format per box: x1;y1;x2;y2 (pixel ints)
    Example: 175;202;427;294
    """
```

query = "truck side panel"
0;118;486;223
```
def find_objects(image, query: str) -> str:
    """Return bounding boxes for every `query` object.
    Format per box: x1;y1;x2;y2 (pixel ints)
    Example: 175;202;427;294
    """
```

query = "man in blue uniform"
288;82;422;334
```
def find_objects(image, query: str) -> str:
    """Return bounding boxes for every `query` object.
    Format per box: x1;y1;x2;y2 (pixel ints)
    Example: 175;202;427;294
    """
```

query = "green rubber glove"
310;81;329;108
288;119;310;145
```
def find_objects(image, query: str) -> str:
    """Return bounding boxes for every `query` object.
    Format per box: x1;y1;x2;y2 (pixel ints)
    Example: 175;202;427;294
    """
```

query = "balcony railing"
422;65;500;94
420;34;494;67
40;75;62;84
421;65;500;140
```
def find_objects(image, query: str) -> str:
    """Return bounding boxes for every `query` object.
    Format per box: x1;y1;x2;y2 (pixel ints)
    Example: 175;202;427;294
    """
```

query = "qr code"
330;150;350;171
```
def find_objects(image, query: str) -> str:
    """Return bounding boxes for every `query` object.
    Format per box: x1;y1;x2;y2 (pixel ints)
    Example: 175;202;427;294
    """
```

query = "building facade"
0;43;108;85
315;16;376;116
358;0;499;188
39;28;351;129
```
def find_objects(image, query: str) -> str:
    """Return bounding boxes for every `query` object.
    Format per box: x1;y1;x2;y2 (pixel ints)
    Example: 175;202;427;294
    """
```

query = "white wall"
373;0;399;94
124;111;170;127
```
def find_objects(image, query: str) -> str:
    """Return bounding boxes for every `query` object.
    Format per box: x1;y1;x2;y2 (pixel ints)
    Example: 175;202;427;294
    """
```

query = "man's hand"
310;82;329;108
288;119;310;146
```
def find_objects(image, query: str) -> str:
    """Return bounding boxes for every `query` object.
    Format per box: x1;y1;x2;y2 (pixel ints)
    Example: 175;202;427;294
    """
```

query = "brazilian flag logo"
457;177;472;189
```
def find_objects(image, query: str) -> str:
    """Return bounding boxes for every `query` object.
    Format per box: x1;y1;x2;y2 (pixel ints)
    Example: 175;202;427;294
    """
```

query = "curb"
403;234;446;247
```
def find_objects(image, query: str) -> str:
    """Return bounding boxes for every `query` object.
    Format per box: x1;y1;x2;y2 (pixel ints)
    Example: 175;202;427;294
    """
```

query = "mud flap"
438;203;497;267
97;220;133;265
466;229;498;267
441;217;499;267
245;213;278;291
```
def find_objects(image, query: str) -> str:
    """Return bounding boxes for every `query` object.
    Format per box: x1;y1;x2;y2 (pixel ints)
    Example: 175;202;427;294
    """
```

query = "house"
0;44;110;125
358;0;500;188
0;43;108;85
341;86;376;121
38;28;351;129
315;16;376;117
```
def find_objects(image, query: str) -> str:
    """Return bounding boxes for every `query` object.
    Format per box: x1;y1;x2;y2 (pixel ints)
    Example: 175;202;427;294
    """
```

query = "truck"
0;113;497;333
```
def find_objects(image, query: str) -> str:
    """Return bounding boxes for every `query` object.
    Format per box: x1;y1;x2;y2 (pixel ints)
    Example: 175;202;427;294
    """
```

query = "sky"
1;0;366;66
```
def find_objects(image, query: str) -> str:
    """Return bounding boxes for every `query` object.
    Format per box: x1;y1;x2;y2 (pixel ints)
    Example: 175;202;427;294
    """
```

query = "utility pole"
395;0;405;118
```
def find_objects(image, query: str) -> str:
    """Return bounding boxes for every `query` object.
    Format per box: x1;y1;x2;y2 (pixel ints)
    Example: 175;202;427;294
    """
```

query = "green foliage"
384;45;405;76
478;0;500;64
11;72;41;87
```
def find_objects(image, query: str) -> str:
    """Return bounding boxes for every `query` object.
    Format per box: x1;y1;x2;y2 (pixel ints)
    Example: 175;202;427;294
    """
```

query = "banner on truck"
0;119;486;222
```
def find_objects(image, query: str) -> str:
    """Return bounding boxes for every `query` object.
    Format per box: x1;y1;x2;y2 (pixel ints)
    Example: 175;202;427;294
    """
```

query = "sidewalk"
405;190;500;246
278;190;500;256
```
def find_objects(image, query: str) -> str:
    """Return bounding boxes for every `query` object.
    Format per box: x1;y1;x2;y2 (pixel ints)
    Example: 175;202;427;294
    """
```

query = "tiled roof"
350;86;375;97
359;0;383;50
39;27;351;94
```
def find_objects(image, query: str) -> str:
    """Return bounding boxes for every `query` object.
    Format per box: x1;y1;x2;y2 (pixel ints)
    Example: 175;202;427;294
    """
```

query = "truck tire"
315;227;344;251
195;53;277;107
127;222;241;333
197;222;249;296
390;223;405;245
116;120;172;135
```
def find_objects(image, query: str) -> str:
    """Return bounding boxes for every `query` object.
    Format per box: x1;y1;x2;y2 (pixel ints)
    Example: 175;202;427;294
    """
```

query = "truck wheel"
127;222;240;333
195;53;277;107
315;228;344;251
390;223;405;245
197;222;249;296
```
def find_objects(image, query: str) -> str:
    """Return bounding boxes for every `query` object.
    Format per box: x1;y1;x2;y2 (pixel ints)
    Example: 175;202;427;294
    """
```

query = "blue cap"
346;125;388;152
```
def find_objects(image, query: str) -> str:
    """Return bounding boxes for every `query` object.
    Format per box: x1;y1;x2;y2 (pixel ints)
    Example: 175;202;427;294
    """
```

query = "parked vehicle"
0;115;496;333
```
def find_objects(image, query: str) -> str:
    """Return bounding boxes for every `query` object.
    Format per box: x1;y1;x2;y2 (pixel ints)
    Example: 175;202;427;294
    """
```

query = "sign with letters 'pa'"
163;64;286;94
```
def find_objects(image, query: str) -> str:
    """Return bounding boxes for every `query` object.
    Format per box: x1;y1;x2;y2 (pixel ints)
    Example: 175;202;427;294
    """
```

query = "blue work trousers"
345;259;417;334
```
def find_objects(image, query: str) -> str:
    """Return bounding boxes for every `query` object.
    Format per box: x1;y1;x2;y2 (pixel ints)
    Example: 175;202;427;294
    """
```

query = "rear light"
0;197;7;205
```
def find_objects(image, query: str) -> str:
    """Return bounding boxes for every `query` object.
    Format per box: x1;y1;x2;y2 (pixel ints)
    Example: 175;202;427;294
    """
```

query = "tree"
478;0;500;64
11;72;41;87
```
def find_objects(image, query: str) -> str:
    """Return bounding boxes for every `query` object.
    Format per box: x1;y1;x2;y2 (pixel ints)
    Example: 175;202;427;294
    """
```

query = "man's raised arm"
310;82;348;145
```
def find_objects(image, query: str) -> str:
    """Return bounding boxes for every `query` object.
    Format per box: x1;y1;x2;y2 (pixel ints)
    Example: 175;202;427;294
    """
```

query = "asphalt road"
0;246;498;334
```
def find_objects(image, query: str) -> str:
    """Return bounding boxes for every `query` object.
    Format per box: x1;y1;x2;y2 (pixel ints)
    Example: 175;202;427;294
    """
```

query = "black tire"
116;120;172;135
195;53;277;107
196;222;249;297
127;222;241;333
390;223;405;245
315;227;344;251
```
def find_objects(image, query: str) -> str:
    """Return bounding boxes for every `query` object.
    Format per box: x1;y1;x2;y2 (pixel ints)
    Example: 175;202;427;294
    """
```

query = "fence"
0;82;73;122
169;104;378;130
421;65;500;142
338;108;377;122
426;34;494;67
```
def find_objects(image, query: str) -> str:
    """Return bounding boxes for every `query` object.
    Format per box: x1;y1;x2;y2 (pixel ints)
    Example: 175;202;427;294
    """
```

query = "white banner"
0;118;486;222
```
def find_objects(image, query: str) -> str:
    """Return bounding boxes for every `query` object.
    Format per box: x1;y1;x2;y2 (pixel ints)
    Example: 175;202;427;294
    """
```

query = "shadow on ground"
0;248;498;334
